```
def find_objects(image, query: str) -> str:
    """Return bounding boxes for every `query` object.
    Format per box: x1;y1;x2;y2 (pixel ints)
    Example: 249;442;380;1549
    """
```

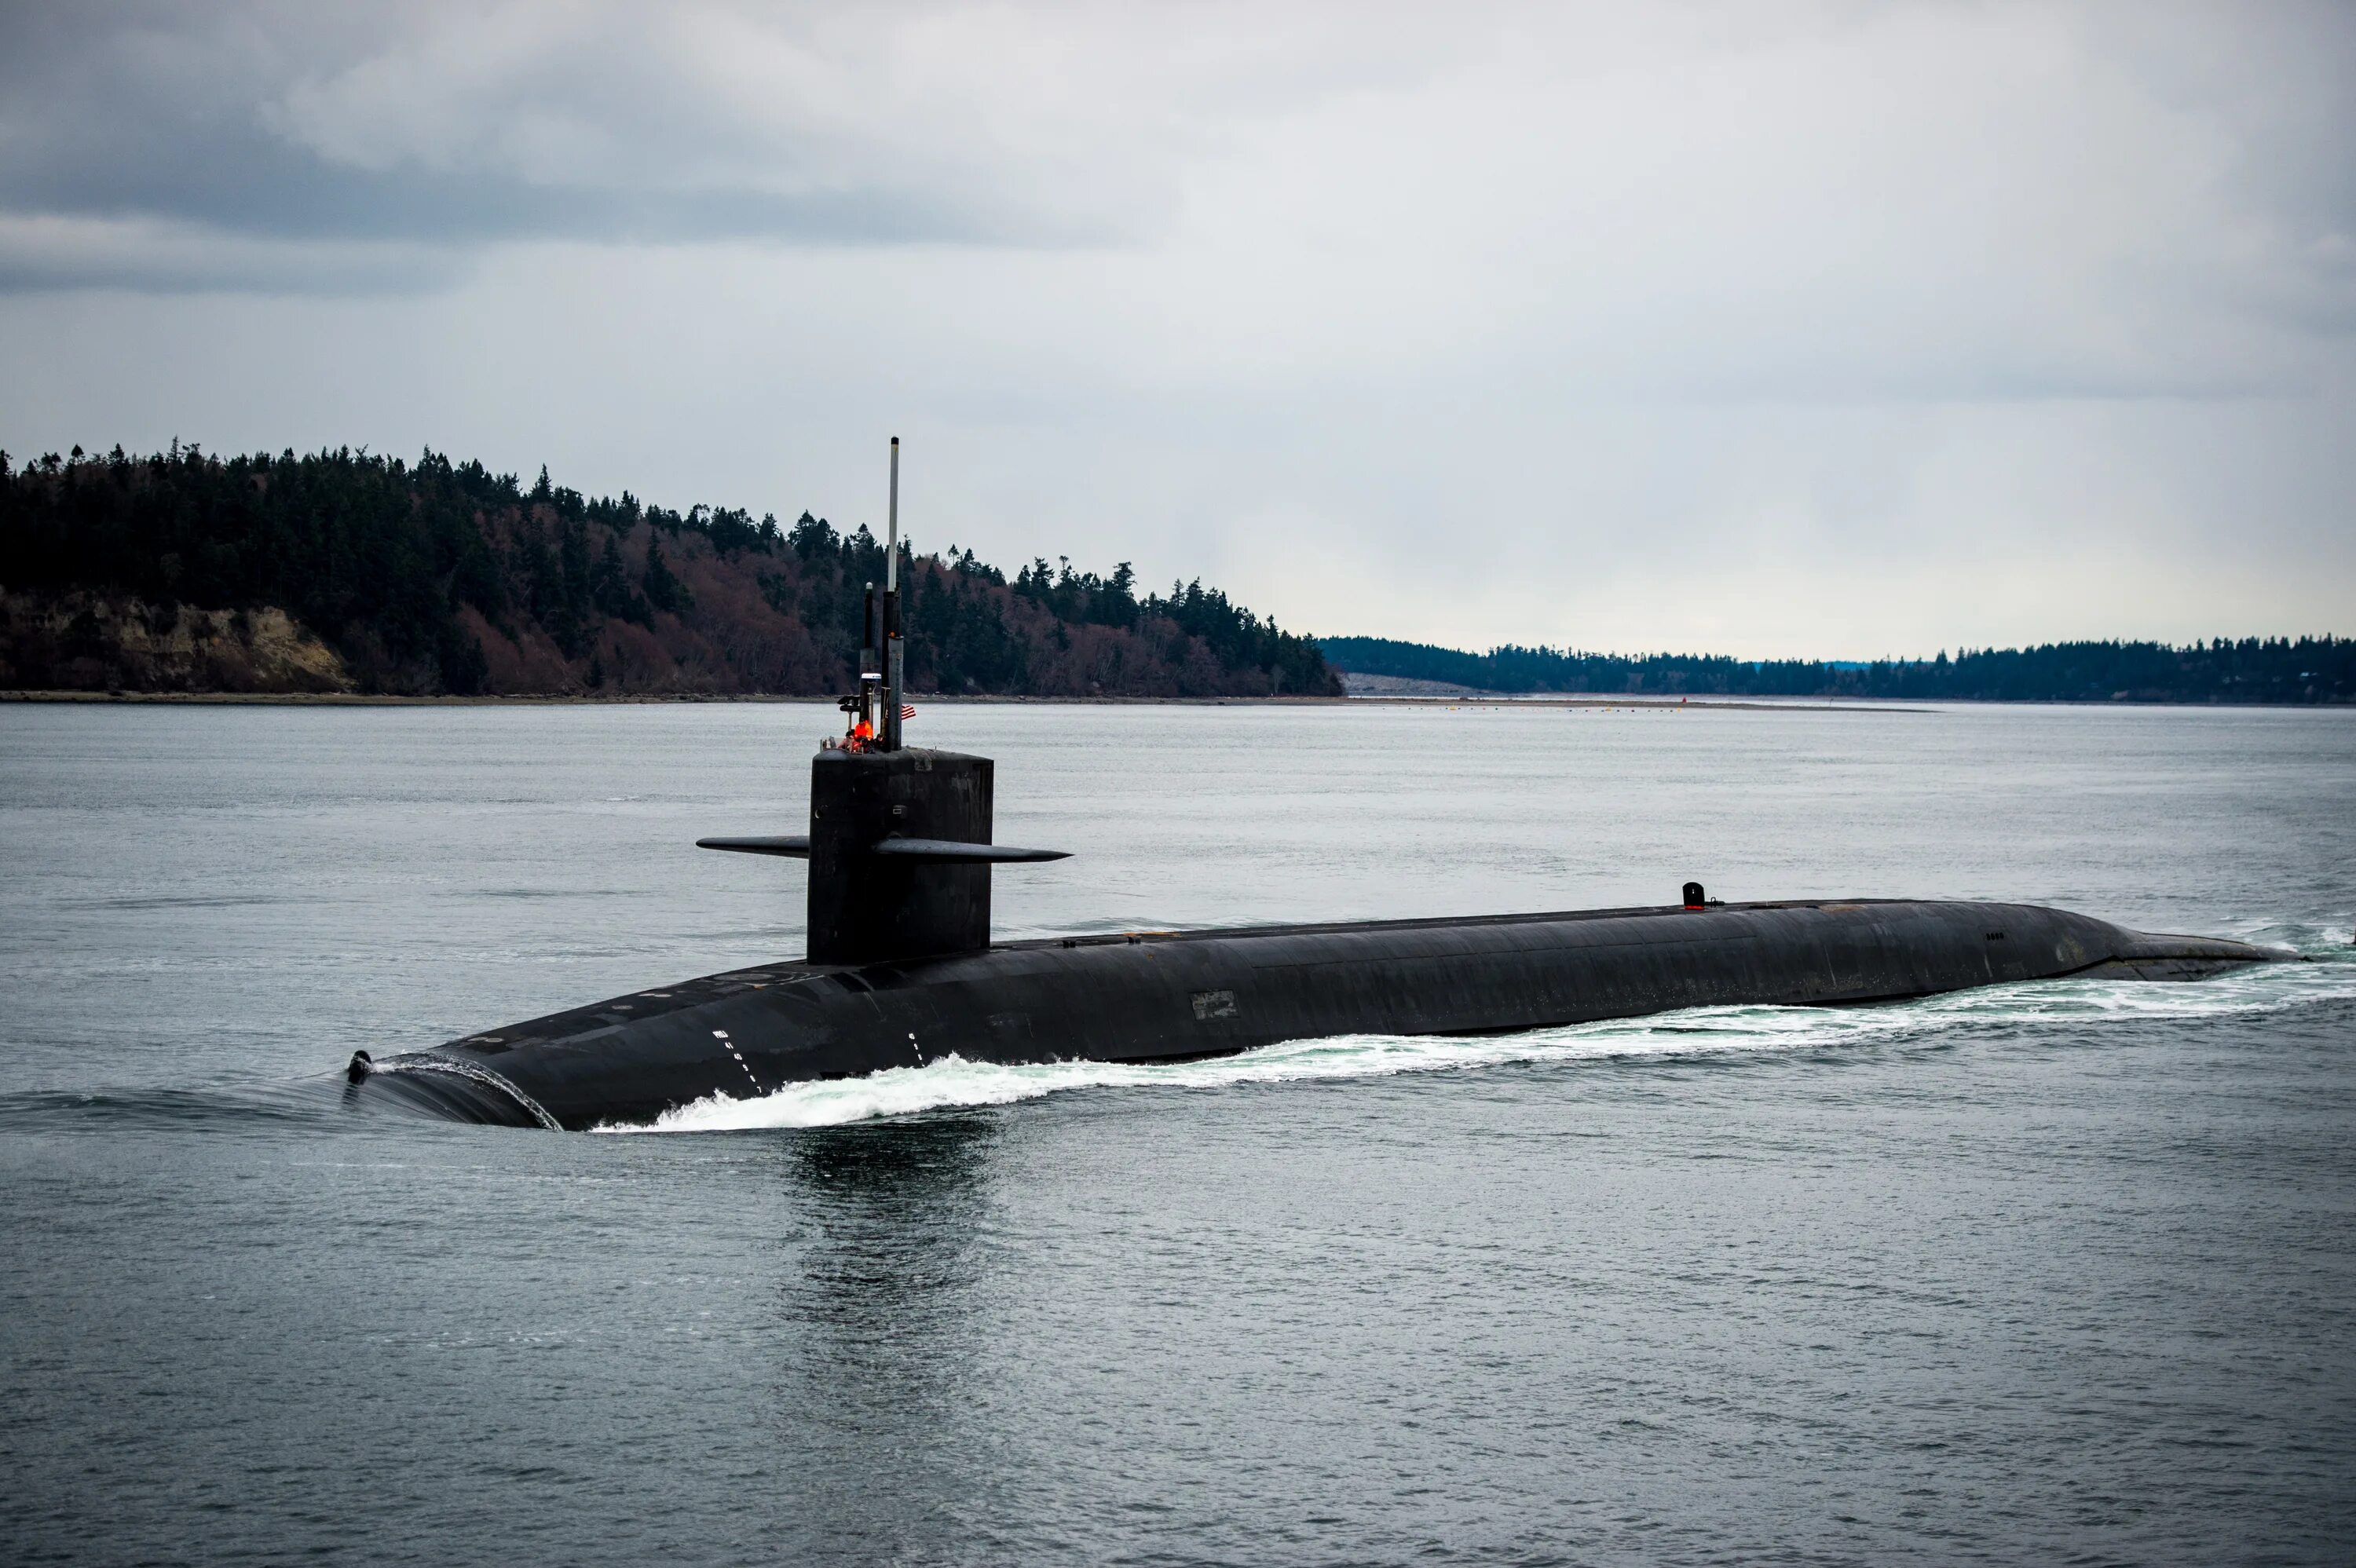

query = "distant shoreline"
0;688;1916;713
9;688;2352;712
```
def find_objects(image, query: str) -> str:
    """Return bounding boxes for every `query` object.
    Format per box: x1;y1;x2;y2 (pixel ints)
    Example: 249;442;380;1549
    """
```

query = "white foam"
598;943;2356;1134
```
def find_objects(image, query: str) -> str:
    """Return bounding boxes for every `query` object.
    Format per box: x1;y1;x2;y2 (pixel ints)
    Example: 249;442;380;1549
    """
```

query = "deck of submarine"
439;897;1953;1054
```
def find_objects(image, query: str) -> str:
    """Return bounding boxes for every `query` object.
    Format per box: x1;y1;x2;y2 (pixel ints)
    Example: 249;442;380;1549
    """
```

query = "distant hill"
1316;634;2355;705
0;444;1341;699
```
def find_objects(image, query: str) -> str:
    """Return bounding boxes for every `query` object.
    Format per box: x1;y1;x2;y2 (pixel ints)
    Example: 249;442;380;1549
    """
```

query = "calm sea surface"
2;699;2352;1566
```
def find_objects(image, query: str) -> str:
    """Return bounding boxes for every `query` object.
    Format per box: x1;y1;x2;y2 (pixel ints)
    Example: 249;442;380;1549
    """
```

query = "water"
2;700;2352;1565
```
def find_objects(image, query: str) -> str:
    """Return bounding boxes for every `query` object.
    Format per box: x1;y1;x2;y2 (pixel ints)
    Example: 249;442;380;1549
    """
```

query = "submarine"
348;440;2289;1131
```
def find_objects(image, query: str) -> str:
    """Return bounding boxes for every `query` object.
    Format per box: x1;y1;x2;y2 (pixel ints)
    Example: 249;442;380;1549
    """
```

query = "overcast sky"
3;1;2351;656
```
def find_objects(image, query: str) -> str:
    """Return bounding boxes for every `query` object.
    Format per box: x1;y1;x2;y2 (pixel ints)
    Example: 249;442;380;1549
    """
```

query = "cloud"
0;0;1356;287
0;213;463;294
5;3;2350;376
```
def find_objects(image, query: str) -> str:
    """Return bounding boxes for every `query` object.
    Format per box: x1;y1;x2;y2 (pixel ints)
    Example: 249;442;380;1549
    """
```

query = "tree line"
1315;635;2355;704
0;443;1340;698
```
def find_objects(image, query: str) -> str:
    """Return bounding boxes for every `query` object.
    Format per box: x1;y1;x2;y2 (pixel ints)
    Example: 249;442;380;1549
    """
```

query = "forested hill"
0;444;1339;698
1318;635;2355;704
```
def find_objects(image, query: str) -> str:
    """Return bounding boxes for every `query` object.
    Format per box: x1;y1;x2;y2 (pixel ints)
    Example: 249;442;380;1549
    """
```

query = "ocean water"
2;698;2352;1565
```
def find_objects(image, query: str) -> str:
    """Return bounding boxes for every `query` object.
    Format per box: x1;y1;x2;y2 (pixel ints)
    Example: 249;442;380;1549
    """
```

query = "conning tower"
696;438;1066;965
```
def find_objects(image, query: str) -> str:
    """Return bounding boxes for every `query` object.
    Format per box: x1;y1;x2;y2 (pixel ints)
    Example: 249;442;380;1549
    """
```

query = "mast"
859;582;879;736
881;436;905;751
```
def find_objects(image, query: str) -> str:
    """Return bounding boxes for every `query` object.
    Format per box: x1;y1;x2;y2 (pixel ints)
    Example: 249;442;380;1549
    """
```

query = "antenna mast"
881;437;905;751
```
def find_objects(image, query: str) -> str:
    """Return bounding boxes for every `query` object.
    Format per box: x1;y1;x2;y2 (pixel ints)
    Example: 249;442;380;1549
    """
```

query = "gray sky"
3;1;2351;656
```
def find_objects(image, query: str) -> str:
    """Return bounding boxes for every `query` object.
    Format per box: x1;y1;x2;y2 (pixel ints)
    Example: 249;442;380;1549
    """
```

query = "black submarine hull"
351;897;2285;1131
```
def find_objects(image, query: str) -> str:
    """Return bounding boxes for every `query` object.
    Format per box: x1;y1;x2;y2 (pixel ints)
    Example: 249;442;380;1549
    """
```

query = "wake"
603;926;2356;1134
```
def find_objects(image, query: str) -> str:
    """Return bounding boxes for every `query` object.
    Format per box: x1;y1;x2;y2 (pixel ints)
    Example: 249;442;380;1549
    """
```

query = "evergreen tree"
642;537;689;616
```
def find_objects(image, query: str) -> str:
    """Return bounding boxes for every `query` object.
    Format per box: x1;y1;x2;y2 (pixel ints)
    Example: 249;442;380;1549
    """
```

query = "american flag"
899;704;916;722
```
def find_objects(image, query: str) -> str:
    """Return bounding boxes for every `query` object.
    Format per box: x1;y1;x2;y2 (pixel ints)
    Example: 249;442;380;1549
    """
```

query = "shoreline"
9;689;2347;711
1;688;1919;713
0;689;1350;708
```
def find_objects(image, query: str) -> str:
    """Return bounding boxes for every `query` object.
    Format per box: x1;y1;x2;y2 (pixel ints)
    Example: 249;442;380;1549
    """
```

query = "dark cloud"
7;2;2352;316
0;2;1161;291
